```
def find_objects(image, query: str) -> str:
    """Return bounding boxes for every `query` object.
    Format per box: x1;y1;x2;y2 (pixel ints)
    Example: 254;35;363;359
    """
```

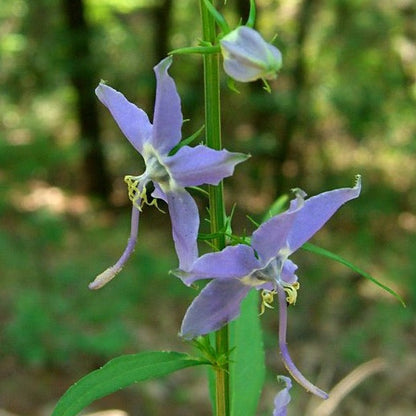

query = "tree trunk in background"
398;2;416;102
233;0;318;197
152;0;173;63
61;0;111;201
272;0;318;195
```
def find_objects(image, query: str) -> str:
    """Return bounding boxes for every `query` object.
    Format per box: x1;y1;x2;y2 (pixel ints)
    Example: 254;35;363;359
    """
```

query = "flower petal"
166;190;199;271
287;178;361;252
251;205;300;265
281;260;298;285
174;244;261;286
221;26;278;63
273;376;292;416
165;145;248;187
95;83;152;153
222;59;266;83
152;57;183;154
252;178;361;262
151;182;167;203
180;279;251;339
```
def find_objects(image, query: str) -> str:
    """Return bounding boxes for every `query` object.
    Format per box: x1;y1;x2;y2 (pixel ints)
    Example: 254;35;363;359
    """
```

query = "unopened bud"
220;26;282;82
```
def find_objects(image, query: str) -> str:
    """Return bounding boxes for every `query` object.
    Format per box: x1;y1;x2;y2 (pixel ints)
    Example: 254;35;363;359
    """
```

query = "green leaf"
246;0;257;28
203;0;230;34
262;194;289;222
169;45;220;56
302;242;405;306
168;124;205;156
230;290;265;416
188;186;210;198
52;351;208;416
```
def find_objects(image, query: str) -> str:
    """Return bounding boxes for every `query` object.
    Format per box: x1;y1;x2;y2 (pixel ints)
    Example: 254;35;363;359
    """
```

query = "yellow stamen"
259;289;277;315
124;175;143;210
259;282;300;315
124;175;165;213
284;282;300;305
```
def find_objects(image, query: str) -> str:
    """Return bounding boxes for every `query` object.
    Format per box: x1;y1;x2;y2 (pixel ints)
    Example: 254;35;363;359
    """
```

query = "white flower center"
142;144;173;190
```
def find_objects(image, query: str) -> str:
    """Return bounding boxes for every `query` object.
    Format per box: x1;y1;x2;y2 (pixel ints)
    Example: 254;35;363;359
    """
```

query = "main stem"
200;1;230;416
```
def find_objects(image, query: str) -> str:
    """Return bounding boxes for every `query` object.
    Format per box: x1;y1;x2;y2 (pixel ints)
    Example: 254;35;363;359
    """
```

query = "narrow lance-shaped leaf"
302;242;405;306
230;289;265;416
52;351;209;416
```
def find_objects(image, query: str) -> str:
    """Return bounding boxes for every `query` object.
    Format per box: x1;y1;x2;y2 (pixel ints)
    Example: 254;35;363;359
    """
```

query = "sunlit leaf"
230;290;265;416
302;242;405;306
52;351;209;416
262;194;289;221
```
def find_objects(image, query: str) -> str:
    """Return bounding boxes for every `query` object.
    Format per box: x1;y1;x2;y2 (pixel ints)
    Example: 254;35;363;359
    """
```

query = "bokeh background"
1;0;415;415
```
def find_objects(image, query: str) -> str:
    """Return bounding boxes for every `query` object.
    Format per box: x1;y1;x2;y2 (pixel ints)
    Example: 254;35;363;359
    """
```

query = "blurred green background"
1;0;415;415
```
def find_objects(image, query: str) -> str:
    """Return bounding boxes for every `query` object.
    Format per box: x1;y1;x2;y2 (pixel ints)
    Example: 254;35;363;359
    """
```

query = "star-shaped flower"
89;57;247;289
175;177;361;398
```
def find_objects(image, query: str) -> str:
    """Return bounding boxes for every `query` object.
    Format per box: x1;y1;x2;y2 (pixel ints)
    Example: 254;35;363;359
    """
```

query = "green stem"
199;1;230;416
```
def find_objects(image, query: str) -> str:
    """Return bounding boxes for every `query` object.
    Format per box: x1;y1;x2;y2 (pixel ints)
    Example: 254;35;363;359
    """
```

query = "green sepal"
302;242;406;306
51;351;209;416
226;77;241;93
262;78;272;93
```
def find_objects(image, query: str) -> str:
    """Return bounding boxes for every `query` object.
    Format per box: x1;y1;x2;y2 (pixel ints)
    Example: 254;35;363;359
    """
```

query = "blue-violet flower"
89;57;247;289
220;26;282;82
175;177;361;399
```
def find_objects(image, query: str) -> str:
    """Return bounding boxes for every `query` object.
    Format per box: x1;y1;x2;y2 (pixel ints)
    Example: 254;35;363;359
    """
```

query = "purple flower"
273;376;292;416
220;26;282;82
175;177;361;398
89;57;247;289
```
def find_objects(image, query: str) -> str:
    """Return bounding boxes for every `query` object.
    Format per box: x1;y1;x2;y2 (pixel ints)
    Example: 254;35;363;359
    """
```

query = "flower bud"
220;26;282;82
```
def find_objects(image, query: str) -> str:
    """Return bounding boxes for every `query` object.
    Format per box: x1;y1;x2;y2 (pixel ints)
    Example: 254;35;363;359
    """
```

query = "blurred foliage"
0;0;415;415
